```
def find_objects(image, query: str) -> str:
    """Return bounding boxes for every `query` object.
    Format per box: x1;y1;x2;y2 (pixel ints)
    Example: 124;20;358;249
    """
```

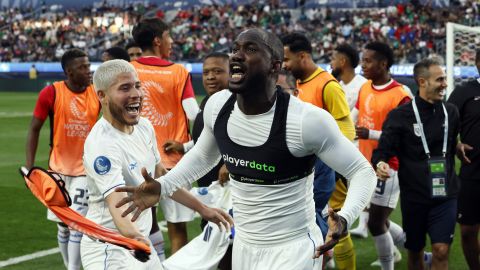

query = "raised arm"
158;93;223;197
302;106;376;226
117;168;233;229
158;122;222;197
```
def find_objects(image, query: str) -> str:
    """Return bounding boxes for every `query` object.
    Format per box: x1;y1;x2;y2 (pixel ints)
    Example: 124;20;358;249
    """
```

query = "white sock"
355;211;369;230
57;224;69;268
67;230;82;270
149;230;166;262
373;232;394;270
388;220;406;249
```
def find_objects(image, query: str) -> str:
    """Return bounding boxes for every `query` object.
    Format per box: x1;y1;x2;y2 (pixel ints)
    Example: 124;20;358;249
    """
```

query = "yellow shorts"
329;179;347;211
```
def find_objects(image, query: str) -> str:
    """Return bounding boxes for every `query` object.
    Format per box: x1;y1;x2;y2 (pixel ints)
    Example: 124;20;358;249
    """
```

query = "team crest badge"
413;123;422;137
94;156;111;175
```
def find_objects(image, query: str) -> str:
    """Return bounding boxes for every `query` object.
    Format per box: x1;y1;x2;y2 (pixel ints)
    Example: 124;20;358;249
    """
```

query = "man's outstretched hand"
115;167;161;221
314;208;348;258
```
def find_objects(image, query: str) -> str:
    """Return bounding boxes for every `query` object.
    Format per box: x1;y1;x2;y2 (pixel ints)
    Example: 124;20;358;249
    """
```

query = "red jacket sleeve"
181;73;195;100
33;85;55;121
398;96;411;106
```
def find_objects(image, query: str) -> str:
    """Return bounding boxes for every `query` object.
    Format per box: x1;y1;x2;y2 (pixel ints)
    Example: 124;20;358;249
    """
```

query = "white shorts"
163;222;231;270
47;175;88;223
370;170;399;209
232;230;323;270
80;237;163;270
159;187;195;223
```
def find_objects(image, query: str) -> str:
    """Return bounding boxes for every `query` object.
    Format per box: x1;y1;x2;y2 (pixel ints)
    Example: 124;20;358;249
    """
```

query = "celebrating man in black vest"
115;28;376;270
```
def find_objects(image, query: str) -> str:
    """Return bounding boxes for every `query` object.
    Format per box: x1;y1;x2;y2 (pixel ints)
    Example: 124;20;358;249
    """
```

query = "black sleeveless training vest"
213;90;316;185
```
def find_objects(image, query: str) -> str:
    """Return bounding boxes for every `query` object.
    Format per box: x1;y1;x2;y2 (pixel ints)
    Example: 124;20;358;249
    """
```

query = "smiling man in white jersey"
115;28;377;270
81;60;232;269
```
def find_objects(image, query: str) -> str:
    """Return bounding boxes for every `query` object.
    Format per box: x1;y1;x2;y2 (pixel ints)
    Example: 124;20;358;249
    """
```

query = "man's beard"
331;68;342;80
109;101;137;126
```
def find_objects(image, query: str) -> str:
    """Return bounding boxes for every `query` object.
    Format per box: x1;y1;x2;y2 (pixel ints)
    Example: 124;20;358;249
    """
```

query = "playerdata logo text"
222;154;275;173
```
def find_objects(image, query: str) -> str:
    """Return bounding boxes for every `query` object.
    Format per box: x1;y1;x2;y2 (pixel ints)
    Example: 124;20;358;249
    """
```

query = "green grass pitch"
0;92;467;269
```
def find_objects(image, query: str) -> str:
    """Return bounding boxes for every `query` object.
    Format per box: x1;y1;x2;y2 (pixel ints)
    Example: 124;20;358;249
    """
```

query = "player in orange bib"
282;32;356;270
131;18;200;258
25;48;100;270
354;42;411;270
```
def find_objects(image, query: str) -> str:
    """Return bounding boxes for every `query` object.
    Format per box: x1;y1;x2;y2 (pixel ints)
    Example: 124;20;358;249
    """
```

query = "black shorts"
401;198;457;252
457;179;480;225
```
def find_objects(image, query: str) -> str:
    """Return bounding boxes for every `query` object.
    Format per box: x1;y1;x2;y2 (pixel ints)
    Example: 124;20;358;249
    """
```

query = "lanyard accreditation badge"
412;98;448;198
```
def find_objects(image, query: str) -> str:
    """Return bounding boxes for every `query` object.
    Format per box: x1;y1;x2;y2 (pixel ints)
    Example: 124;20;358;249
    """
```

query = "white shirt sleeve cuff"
368;129;382;140
183;140;194;153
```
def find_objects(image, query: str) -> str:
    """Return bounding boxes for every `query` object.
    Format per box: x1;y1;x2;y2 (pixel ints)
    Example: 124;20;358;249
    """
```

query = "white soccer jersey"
83;117;160;236
340;74;368;112
158;90;376;246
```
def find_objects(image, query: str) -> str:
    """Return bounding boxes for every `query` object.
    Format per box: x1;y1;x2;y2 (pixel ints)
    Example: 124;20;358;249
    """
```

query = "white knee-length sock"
373;232;394;270
57;224;69;268
149;230;166;262
67;230;82;270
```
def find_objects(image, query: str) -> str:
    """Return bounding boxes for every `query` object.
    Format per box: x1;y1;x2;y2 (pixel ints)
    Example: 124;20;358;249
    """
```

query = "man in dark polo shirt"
373;57;460;270
447;49;480;270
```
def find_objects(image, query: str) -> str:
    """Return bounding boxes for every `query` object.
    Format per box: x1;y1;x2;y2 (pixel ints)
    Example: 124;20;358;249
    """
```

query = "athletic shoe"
349;226;368;238
370;246;402;267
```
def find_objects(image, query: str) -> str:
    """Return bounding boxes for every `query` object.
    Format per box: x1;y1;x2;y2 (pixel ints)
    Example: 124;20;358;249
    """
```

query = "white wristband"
368;129;382;140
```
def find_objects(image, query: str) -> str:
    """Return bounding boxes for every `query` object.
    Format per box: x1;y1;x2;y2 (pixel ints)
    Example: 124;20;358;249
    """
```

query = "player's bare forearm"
154;163;167;178
315;208;348;258
25;117;44;169
115;168;162;221
163;140;185;154
106;191;145;239
171;188;234;228
25;130;39;169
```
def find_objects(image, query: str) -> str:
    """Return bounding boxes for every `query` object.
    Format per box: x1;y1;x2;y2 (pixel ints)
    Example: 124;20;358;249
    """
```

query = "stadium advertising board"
0;62;475;78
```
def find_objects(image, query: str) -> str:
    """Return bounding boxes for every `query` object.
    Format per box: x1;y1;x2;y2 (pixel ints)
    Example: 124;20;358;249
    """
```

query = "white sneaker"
370;246;402;267
370;259;382;267
349;226;368;238
393;246;402;262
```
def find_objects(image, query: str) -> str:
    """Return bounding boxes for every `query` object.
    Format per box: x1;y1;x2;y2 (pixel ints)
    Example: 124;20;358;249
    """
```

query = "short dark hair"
413;57;442;85
476;49;480;63
204;52;229;62
281;32;312;54
132;18;169;51
61;48;87;72
264;30;284;63
364;42;394;69
236;29;283;63
105;47;130;62
278;69;297;88
335;44;360;68
125;41;141;51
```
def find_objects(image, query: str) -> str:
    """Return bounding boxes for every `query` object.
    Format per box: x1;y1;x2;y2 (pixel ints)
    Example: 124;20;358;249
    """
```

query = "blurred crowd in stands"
0;0;478;64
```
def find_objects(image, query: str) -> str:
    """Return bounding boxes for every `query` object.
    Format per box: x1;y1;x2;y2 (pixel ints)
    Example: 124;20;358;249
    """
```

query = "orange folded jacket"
19;166;151;261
